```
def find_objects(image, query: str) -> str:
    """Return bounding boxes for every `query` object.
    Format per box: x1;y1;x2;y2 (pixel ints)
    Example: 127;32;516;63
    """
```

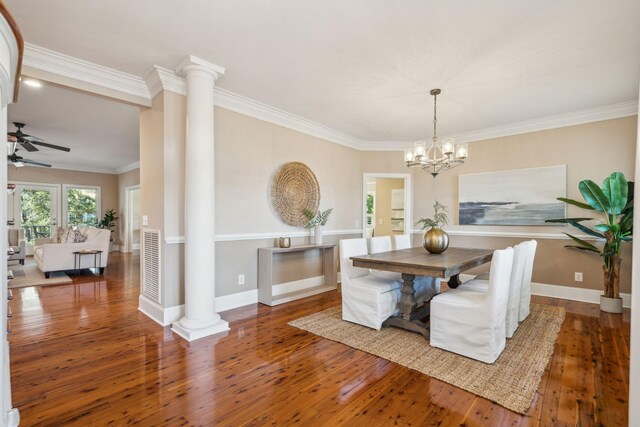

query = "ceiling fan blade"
19;141;39;152
28;140;71;152
22;134;45;143
21;159;52;168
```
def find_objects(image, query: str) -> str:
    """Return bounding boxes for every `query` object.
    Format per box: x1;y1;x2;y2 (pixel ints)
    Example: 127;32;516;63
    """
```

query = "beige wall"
215;107;362;234
140;92;185;307
117;168;140;248
140;90;636;305
411;116;637;293
8;167;120;242
214;107;362;296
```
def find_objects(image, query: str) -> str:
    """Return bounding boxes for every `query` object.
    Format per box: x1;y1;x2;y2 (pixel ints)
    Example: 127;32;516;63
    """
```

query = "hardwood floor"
8;253;629;426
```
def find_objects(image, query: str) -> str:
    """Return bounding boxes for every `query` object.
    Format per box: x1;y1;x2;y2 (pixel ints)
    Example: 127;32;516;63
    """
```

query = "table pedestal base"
383;303;430;338
383;273;432;338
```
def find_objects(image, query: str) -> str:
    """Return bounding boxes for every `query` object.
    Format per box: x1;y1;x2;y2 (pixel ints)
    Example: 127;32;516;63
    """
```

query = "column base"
171;319;229;342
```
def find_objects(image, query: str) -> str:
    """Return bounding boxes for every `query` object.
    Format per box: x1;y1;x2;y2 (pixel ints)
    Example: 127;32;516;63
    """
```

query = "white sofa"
34;227;111;278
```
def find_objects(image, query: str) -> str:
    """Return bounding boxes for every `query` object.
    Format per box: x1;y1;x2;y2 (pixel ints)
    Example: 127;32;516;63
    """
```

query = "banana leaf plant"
546;172;633;300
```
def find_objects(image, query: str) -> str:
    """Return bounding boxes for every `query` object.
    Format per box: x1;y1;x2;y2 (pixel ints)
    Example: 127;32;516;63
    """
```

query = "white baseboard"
138;295;184;326
215;289;258;312
532;282;631;308
458;273;630;308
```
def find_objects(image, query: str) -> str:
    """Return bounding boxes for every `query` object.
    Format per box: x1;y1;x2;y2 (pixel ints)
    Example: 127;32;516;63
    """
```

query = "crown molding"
35;162;120;175
115;161;140;174
360;100;639;151
213;87;363;149
143;65;186;98
21;43;639;154
23;43;151;105
448;100;639;144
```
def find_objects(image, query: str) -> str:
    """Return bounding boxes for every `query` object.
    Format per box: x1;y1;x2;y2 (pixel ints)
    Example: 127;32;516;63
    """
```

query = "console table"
258;243;337;306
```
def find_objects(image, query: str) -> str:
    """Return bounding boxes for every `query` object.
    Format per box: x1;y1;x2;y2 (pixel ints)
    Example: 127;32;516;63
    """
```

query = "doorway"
9;182;60;254
362;173;412;238
123;185;140;253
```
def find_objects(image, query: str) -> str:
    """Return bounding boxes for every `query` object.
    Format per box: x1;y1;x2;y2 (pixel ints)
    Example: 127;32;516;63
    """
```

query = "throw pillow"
65;229;87;243
52;227;68;243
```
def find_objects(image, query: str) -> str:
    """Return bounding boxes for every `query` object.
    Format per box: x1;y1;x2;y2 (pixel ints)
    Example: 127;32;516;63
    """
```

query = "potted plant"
303;208;333;245
546;172;633;313
416;201;450;254
96;209;119;251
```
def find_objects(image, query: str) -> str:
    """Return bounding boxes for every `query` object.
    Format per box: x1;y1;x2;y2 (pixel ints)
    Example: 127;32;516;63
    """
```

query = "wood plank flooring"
8;253;629;426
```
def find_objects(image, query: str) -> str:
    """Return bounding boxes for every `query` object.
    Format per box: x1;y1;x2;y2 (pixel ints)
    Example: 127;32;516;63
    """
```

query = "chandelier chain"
433;92;437;141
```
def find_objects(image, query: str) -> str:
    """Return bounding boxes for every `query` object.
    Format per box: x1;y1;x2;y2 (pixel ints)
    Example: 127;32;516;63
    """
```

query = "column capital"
177;55;225;81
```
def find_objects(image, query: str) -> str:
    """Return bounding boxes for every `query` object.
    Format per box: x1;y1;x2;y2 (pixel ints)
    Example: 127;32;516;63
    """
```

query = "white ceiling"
4;0;640;164
8;82;139;172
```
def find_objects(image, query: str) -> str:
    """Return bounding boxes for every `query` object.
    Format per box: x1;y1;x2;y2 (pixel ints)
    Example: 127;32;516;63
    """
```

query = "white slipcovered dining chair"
369;236;393;254
393;234;412;250
339;238;402;330
368;236;440;306
519;240;538;322
430;247;514;364
457;242;528;338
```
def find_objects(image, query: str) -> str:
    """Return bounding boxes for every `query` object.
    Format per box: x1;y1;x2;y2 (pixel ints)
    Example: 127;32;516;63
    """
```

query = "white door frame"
362;173;412;237
11;181;61;254
123;185;140;253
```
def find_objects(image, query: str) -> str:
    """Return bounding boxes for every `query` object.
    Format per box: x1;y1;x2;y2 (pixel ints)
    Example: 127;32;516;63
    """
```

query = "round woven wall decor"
271;162;320;226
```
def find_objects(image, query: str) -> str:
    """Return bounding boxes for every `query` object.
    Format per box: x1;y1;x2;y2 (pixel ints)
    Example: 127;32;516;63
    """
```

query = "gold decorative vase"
423;226;449;254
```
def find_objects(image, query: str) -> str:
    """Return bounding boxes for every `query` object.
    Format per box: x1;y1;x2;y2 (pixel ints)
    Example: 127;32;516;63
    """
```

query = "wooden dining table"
350;246;494;338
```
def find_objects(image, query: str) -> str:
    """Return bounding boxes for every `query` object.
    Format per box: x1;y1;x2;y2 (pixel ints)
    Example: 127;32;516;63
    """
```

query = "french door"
11;183;60;252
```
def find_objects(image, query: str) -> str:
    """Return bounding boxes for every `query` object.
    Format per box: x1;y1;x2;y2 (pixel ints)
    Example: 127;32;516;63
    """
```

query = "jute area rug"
289;303;565;414
8;263;72;289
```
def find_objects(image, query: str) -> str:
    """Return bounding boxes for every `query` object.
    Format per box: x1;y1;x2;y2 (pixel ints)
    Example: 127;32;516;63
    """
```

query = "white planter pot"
312;226;323;245
600;295;623;313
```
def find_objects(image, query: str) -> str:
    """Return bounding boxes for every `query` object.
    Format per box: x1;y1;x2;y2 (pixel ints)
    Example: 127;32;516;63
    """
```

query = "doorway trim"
10;181;62;254
123;184;140;253
362;173;412;237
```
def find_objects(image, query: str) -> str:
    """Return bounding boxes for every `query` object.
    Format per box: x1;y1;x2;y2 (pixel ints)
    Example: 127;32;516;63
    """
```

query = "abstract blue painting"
459;165;566;225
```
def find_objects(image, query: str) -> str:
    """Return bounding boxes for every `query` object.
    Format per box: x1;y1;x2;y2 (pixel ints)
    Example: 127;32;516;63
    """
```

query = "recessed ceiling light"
23;79;42;88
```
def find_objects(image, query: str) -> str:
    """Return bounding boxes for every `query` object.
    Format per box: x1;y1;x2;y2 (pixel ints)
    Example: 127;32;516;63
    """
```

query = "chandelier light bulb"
456;143;468;159
442;138;454;156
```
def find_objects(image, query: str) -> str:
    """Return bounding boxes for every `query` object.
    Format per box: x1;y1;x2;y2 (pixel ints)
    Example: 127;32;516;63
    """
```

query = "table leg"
398;273;417;320
448;274;461;288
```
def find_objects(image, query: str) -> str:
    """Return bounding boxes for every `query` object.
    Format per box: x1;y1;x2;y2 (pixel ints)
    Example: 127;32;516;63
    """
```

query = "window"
63;185;101;227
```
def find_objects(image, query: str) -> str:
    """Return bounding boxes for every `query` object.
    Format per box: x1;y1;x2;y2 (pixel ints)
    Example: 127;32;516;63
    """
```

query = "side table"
73;250;104;275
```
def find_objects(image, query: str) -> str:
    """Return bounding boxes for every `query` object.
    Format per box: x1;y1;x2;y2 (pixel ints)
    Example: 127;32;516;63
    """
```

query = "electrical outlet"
379;218;383;225
142;215;149;226
574;272;583;282
238;274;245;285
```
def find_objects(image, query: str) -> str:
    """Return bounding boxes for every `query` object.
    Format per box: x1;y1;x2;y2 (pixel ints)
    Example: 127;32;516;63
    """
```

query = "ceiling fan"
7;122;70;152
7;150;51;168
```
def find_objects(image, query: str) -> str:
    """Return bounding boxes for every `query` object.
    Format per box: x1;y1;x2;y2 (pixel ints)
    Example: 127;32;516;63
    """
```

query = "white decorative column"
172;56;229;341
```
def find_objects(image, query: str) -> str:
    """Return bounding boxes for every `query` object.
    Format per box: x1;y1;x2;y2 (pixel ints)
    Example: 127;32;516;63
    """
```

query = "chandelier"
404;89;468;177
